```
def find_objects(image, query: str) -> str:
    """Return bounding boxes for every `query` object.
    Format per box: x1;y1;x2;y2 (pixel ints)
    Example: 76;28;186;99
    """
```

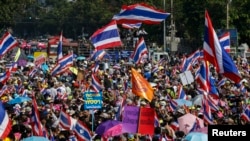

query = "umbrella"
194;127;208;134
192;94;203;106
102;123;124;138
184;132;208;141
95;120;122;136
177;113;204;134
77;56;85;60
8;96;32;105
27;55;34;60
174;99;193;107
22;136;49;141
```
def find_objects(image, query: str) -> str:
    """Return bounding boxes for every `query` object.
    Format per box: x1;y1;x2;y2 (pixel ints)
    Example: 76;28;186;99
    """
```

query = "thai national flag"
122;23;142;29
0;85;8;97
241;106;250;122
90;20;122;50
154;111;160;127
6;62;18;72
207;95;219;112
189;118;201;132
0;101;12;139
217;78;227;87
177;85;187;99
91;62;99;73
113;3;170;24
57;32;63;62
51;53;73;76
91;73;102;93
90;50;106;61
169;99;178;112
31;98;43;136
29;68;38;77
131;37;148;64
202;95;214;125
195;61;210;93
219;32;230;53
170;121;179;131
0;71;11;84
203;10;241;84
0;32;18;56
59;110;73;130
73;120;92;141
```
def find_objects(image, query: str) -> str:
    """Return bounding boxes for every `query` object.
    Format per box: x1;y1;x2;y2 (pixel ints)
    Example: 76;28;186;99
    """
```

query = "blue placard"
83;91;102;110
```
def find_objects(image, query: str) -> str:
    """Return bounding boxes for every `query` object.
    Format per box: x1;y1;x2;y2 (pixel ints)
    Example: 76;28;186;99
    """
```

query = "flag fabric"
90;50;106;61
113;3;170;24
195;61;210;93
154;111;160;127
73;120;92;141
203;10;241;84
57;32;63;62
31;98;43;136
51;53;73;76
0;70;11;84
91;62;99;74
131;68;154;102
0;32;18;57
189;118;201;132
14;48;21;62
122;23;142;29
202;95;214;125
241;106;250;122
91;73;102;93
177;85;187;99
59;110;72;130
0;101;12;139
219;32;230;53
90;20;122;50
131;37;148;64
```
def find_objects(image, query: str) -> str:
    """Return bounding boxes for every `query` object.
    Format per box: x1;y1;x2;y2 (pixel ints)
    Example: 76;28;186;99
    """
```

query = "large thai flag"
241;106;250;122
90;20;122;50
219;32;230;53
74;120;92;141
203;10;241;83
113;3;170;24
0;32;18;56
91;73;102;92
91;62;99;73
0;101;12;138
59;110;73;130
122;23;142;29
57;32;63;62
31;98;43;136
51;53;73;76
131;37;148;64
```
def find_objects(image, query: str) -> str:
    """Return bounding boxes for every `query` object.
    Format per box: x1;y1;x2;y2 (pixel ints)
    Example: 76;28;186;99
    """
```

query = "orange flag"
131;68;154;102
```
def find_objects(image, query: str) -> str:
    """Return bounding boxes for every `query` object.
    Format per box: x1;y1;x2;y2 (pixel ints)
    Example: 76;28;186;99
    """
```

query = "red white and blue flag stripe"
203;10;241;83
90;50;106;61
189;118;201;132
91;73;102;93
113;3;170;24
202;95;214;125
0;70;11;84
131;37;148;64
59;110;72;130
90;20;122;50
177;85;187;99
241;105;250;122
74;120;92;141
219;31;230;53
31;98;43;136
122;23;142;29
0;32;18;56
0;101;12;138
57;32;63;62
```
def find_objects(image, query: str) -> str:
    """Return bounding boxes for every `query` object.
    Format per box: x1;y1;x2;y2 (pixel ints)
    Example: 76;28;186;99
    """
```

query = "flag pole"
91;110;95;132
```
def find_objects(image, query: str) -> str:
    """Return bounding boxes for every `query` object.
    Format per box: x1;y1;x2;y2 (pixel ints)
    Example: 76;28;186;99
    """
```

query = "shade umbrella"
177;113;204;134
102;123;124;138
27;55;34;60
8;97;32;105
21;136;49;141
194;127;208;134
174;99;193;107
77;56;85;60
95;120;122;136
184;132;208;141
192;94;203;106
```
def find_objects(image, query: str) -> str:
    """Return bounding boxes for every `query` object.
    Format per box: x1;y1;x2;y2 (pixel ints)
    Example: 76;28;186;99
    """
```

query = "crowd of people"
1;43;250;141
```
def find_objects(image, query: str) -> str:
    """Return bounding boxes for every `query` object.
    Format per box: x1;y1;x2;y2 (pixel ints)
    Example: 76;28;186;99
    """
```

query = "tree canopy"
0;0;249;46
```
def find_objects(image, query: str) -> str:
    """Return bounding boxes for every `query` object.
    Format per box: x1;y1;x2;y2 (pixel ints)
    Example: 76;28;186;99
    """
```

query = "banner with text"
138;107;155;135
83;91;102;110
122;106;140;133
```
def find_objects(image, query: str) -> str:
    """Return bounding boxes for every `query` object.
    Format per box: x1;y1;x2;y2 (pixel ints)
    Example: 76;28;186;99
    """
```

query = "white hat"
159;101;167;106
